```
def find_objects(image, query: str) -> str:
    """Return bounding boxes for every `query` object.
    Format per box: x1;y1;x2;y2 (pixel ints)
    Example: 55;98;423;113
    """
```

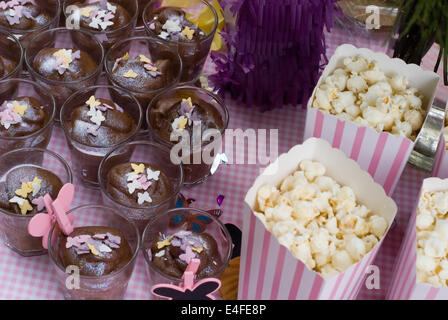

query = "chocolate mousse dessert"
63;95;137;184
106;162;173;208
149;230;223;279
0;54;16;78
56;226;132;277
0;97;50;138
0;165;63;252
33;48;97;82
0;0;52;31
149;95;224;184
146;7;209;81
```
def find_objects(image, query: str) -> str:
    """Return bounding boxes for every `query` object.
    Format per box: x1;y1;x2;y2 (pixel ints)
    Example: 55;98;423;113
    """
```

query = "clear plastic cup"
98;141;183;233
142;0;218;83
104;36;182;131
0;30;23;91
0;0;60;47
25;27;104;119
0;78;56;155
147;85;229;186
60;85;143;188
142;207;232;299
0;147;72;256
63;0;139;50
48;204;140;300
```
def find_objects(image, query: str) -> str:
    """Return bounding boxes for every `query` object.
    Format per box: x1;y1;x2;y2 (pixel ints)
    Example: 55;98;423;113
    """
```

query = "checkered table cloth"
0;25;446;300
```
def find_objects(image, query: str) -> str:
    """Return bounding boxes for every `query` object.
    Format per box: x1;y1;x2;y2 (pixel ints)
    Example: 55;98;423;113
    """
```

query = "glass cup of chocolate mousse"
0;30;23;93
48;204;140;300
147;85;229;186
142;0;218;83
98;141;183;233
104;36;182;132
63;0;138;50
142;207;232;299
0;0;60;47
0;78;56;156
25;27;104;120
60;84;143;188
0;147;73;256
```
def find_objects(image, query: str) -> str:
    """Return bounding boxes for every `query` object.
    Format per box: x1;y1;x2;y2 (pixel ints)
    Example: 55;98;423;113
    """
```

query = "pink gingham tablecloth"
0;26;446;300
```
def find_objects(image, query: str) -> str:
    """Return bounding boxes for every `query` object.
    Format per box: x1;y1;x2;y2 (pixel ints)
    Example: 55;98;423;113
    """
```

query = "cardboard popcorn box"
304;44;440;195
433;136;448;179
238;138;397;300
388;178;448;300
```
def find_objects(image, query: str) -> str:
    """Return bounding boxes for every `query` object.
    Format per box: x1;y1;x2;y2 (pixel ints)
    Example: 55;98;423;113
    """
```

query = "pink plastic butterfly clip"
27;183;75;249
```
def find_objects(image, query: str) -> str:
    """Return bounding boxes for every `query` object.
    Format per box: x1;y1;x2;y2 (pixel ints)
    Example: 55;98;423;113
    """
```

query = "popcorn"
313;55;425;140
417;190;448;287
255;160;388;279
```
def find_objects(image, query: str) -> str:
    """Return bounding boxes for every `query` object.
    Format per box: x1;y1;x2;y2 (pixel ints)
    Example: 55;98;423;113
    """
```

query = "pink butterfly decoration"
28;183;76;249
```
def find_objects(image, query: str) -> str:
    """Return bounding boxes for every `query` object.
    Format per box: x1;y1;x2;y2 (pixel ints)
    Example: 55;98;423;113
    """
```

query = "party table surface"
0;26;446;300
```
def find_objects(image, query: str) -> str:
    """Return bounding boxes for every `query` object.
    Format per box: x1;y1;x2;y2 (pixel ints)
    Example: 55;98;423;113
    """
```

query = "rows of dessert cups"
0;1;228;299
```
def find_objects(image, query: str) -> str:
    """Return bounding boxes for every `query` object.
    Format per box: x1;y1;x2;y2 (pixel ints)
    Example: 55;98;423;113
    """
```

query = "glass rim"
47;204;141;280
0;78;56;141
0;0;61;34
98;140;184;210
62;0;140;35
104;35;183;95
24;27;105;86
142;207;233;283
0;147;73;219
146;85;230;146
59;84;143;149
142;0;219;45
0;31;23;81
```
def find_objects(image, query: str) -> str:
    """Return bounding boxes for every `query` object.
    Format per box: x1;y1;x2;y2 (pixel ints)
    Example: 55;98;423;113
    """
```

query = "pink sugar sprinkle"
71;50;81;60
103;12;114;21
137;175;152;190
31;196;45;211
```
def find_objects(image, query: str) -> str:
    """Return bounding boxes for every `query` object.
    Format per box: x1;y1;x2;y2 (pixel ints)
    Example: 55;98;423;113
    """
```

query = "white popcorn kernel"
292;200;320;223
391;121;412;138
313;88;332;111
404;109;424;132
417;213;434;230
325;217;339;235
331;250;353;272
315;176;339;193
354;217;370;237
291;238;315;270
332;91;356;114
427;275;443;287
292;171;308;187
391;94;408;110
272;221;295;239
278;232;295;248
299;160;326;182
347;74;368;93
435;219;448;241
354;116;370;127
362;107;386;127
352;205;370;218
257;185;280;211
363;234;379;252
417;254;437;273
340;214;358;233
346;236;366;261
344;104;361;118
423;236;446;258
389;74;408;92
439;269;448;281
320;264;339;279
406;94;423;109
310;228;330;254
337;112;354;122
343;56;369;73
361;67;387;85
325;68;348;91
280;175;296;192
289;184;318;201
369;215;388;238
432;192;448;214
312;192;332;212
272;204;294;221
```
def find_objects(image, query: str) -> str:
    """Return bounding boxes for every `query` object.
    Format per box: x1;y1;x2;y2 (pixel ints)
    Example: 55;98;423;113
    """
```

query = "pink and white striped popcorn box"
238;138;397;300
304;44;440;196
387;178;448;300
433;136;448;179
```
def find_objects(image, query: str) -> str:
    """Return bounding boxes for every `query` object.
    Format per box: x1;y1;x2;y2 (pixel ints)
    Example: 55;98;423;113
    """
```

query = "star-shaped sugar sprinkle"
162;17;182;33
172;116;188;131
124;69;138;78
9;196;25;206
181;26;195;40
139;54;152;64
137;191;152;205
87;243;99;255
15;182;33;198
80;7;93;17
131;163;145;174
179;246;195;263
157;236;173;249
12;101;27;116
127;179;141;194
106;2;116;13
31;196;45;211
146;168;160;181
86;95;101;108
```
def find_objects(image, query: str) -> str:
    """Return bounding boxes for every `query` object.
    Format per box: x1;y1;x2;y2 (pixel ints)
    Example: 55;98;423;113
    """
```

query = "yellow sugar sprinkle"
182;97;193;109
86;95;101;107
19;200;33;215
80;7;93;17
13;101;27;116
178;117;188;131
124;69;138;78
139;54;152;64
122;52;130;61
157;236;173;249
53;49;72;67
15;182;33;198
131;163;145;174
203;243;208;250
87;244;99;256
192;246;203;253
181;26;195;40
